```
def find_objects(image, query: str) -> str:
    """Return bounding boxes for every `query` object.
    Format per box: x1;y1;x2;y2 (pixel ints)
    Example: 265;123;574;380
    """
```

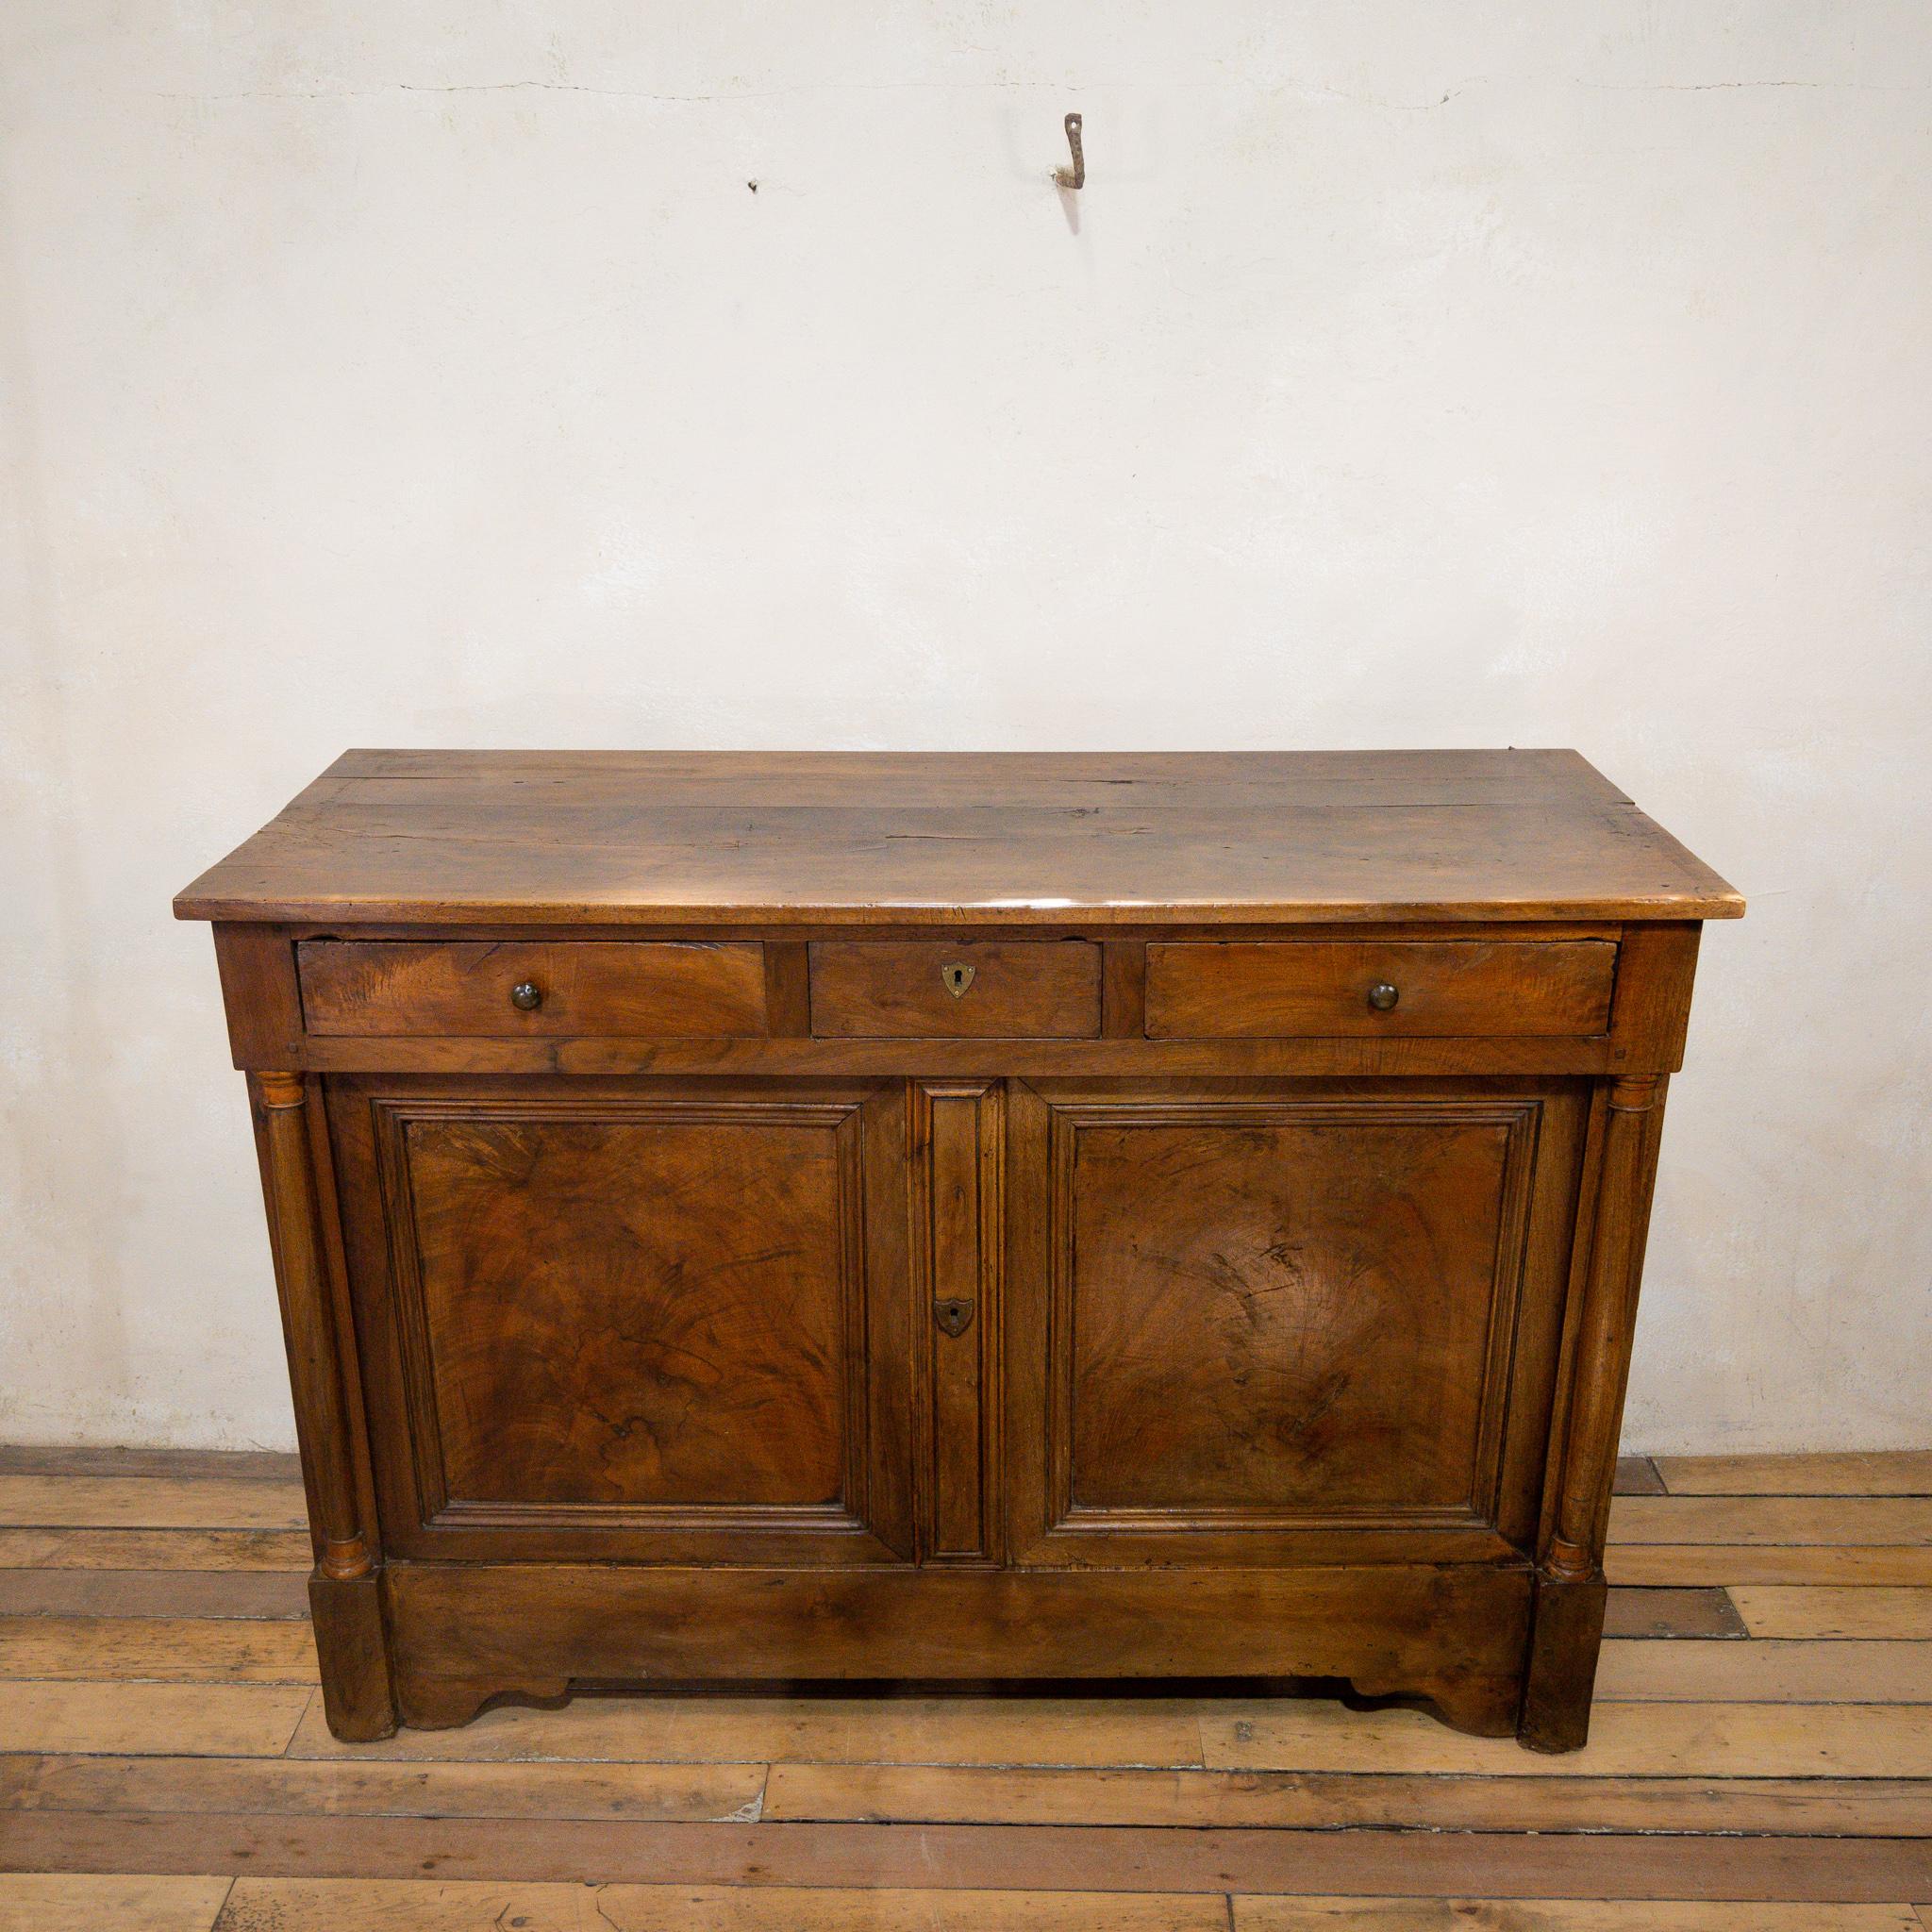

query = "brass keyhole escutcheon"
941;961;975;998
934;1298;974;1338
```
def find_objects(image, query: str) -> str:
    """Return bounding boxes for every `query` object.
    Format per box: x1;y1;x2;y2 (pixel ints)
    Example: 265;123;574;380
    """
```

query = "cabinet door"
1007;1080;1588;1567
327;1076;913;1564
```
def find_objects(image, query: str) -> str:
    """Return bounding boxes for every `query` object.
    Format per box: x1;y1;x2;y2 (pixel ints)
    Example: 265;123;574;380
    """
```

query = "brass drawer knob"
1366;982;1400;1012
509;981;543;1012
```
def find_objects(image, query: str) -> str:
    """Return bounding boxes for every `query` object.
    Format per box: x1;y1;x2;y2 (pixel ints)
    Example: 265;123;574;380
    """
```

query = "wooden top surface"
173;749;1742;927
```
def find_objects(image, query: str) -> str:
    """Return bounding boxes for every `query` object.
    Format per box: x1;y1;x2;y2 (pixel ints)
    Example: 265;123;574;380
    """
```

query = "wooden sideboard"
175;749;1741;1750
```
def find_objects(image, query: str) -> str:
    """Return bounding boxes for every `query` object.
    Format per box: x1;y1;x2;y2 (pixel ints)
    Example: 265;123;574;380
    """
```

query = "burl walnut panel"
1060;1100;1534;1521
326;1076;915;1571
389;1105;858;1511
178;751;1740;1749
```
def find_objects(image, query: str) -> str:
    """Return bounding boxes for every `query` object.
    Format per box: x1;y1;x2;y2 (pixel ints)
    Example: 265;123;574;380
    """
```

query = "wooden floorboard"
0;1571;310;1619
1;1753;769;1823
1606;1496;1932;1546
0;1529;312;1572
285;1690;1210;1767
758;1764;1932;1834
0;1447;299;1482
0;1682;311;1757
4;1814;1930;1900
1;1444;1929;1923
198;1879;1930;1930
1200;1699;1932;1777
1593;1638;1932;1702
0;1476;308;1532
1657;1453;1932;1497
1235;1905;1924;1929
210;1879;1227;1930
1600;1587;1745;1639
1731;1588;1932;1640
1611;1456;1664;1496
1606;1545;1932;1586
0;1616;321;1683
0;1873;232;1932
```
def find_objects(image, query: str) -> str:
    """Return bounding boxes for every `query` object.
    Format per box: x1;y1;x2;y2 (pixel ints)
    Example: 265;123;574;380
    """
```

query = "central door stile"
909;1078;1006;1565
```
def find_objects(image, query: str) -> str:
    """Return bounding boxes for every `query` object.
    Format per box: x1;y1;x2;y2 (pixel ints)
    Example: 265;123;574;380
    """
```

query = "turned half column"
1520;1073;1670;1751
251;1072;396;1738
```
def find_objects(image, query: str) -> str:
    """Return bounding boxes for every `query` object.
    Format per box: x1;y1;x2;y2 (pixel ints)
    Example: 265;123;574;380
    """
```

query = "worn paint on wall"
2;6;1927;1452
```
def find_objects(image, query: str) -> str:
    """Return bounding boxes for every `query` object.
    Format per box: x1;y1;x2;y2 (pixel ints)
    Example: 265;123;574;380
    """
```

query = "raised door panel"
326;1076;913;1564
1006;1079;1588;1567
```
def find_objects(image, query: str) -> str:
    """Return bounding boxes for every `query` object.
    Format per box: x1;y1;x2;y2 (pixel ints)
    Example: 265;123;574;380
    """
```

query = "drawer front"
1145;941;1617;1039
297;941;768;1038
810;941;1102;1039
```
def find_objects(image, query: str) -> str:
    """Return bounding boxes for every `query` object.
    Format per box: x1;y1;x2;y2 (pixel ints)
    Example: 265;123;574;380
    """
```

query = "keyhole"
941;962;975;998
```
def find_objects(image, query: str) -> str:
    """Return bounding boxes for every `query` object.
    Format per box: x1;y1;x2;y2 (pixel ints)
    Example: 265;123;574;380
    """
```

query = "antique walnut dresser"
175;750;1741;1750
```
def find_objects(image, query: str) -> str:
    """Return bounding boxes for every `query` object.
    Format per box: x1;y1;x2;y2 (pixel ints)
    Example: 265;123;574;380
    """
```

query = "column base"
1517;1569;1608;1753
309;1568;397;1741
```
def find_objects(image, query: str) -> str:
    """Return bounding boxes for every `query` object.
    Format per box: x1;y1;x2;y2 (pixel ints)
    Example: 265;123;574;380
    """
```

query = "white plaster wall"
3;3;1927;1453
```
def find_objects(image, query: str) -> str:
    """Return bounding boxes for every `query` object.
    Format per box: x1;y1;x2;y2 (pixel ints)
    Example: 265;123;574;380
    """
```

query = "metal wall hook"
1053;111;1084;190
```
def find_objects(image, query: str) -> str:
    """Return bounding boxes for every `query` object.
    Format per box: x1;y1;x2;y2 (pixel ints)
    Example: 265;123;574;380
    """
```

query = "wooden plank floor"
0;1448;1927;1928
